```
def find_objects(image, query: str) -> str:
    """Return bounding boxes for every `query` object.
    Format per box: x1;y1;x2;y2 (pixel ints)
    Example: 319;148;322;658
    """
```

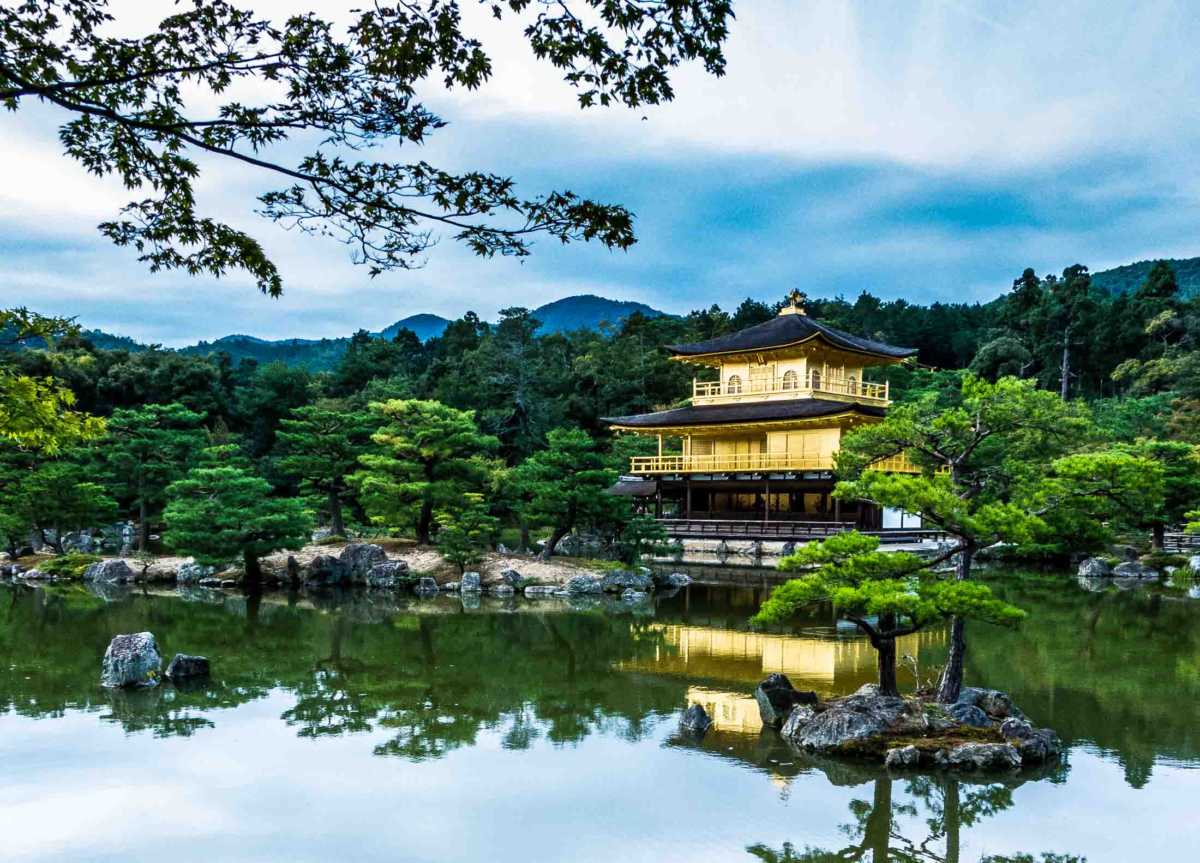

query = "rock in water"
176;561;215;584
780;704;818;742
305;554;349;588
666;572;692;588
415;577;439;595
1188;555;1200;575
1077;557;1112;578
754;673;819;729
944;742;1022;770
999;718;1062;764
165;654;210;681
1113;560;1159;579
885;745;921;769
500;569;523;588
679;703;712;736
101;632;162;688
565;574;603;595
956;687;1021;720
364;561;411;589
488;584;516;597
83;559;134;583
339;543;388;583
460;572;482;593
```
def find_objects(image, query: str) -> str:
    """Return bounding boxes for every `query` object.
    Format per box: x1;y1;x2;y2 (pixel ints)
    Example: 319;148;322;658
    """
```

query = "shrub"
38;552;102;579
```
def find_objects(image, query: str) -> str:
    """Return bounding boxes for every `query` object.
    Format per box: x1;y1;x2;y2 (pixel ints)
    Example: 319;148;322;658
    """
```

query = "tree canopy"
1;0;732;293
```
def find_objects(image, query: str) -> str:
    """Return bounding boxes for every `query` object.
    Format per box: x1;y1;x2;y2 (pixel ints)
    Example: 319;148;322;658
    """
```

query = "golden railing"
628;451;923;474
692;373;889;406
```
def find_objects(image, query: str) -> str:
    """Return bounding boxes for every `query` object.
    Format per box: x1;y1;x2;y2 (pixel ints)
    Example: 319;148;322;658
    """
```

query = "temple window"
782;370;798;390
727;374;743;394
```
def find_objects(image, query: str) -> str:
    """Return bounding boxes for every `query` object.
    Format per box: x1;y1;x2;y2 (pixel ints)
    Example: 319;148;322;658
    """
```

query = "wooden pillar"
834;496;841;525
685;476;692;519
655;478;662;519
763;475;770;524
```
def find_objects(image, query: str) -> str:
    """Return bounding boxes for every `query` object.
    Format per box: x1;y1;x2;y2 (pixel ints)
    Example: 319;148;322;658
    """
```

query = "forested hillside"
1093;257;1200;298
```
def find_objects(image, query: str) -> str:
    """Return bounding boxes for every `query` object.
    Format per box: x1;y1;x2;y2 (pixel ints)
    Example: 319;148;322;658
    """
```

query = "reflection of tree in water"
961;576;1200;789
746;763;1081;863
0;584;683;757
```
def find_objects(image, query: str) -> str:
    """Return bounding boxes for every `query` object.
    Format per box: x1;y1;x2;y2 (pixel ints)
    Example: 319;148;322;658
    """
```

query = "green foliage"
352;400;499;543
275;400;378;534
38;552;102;579
756;533;1024;631
100;403;206;548
510;427;619;557
163;457;311;574
616;513;668;566
435;493;499;574
1;2;733;291
15;459;117;552
0;309;105;453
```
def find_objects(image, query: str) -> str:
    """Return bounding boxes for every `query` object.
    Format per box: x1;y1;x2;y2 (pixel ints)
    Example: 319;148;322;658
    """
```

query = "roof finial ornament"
780;288;808;316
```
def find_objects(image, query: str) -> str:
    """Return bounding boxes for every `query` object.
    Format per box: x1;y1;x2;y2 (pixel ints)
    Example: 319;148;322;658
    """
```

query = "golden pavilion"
604;291;920;538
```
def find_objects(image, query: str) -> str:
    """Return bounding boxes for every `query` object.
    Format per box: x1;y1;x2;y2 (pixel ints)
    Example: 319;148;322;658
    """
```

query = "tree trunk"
138;496;149;552
328;488;346;537
937;547;974;703
416;499;433;545
519;521;532;554
1060;338;1071;400
541;524;569;561
1152;522;1165;551
875;612;900;697
243;548;263;594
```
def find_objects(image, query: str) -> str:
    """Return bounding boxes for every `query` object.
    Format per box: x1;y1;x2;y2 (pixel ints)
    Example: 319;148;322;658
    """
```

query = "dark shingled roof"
604;399;885;429
666;314;916;359
607;479;658;497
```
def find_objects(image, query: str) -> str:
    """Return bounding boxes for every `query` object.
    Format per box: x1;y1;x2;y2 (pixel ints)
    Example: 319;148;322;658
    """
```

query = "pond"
1;574;1197;862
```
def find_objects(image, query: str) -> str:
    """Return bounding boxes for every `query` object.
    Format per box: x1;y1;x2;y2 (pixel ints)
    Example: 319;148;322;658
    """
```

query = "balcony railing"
628;451;923;475
692;372;889;406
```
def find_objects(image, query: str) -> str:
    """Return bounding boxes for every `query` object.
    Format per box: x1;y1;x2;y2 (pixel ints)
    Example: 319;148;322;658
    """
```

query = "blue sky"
3;0;1199;345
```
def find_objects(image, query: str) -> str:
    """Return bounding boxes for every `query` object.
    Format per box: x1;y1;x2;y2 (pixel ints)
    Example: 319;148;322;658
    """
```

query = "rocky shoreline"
686;673;1062;773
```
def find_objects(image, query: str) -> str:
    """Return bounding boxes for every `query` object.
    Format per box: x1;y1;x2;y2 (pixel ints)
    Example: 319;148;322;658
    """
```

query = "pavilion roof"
666;313;916;360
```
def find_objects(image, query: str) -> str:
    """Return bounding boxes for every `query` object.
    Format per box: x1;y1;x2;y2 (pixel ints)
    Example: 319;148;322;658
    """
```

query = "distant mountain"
1091;257;1200;298
71;294;671;371
531;294;665;333
378;313;451;342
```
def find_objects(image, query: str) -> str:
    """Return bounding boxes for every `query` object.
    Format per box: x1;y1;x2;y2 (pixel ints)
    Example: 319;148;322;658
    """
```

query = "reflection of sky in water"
1;692;1195;863
2;578;1198;862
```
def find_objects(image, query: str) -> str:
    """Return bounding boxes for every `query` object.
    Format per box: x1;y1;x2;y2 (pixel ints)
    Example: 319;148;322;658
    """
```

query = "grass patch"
37;552;102;579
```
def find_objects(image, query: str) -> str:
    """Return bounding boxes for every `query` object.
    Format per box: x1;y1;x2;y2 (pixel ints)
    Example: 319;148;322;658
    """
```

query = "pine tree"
510;428;620;559
163;457;311;591
101;403;206;550
352;400;499;544
275;401;377;537
755;533;1025;698
435;494;499;574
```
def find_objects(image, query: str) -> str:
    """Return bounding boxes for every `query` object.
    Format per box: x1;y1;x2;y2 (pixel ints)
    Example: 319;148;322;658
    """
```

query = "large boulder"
754;673;819;729
1077;557;1112;579
1188;555;1200;575
785;691;910;752
999;718;1062;764
304;554;350;588
499;569;524;588
176;561;216;585
101;632;162;688
83;559;134;584
947;701;992;728
165;653;210;681
1113;560;1159;580
884;745;921;769
780;704;818;741
364;561;411;589
666;572;692;588
943;742;1022;771
339;543;388;583
460;572;482;593
565;574;604;595
679;704;712;736
601;570;654;594
956;687;1021;721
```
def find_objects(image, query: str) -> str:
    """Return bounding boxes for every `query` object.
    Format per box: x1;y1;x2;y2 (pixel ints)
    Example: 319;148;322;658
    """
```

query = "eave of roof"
603;399;885;430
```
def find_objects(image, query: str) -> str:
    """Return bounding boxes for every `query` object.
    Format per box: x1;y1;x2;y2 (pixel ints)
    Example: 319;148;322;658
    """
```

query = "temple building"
604;291;920;539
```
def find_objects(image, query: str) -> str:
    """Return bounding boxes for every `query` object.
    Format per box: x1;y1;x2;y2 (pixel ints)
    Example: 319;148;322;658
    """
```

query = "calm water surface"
1;575;1198;862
